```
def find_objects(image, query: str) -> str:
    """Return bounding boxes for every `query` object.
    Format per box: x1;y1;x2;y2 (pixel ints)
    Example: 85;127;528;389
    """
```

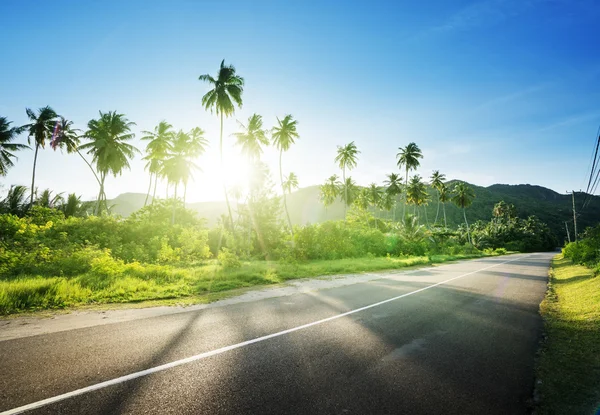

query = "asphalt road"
0;253;552;415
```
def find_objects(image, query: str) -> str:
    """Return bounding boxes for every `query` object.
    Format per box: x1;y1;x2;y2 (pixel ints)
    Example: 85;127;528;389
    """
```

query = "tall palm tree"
272;115;299;235
180;127;209;205
282;172;299;228
80;111;138;215
199;59;244;230
381;191;396;220
368;183;383;216
53;117;103;191
430;170;446;225
0;117;29;176
233;113;269;161
335;141;360;220
319;174;340;219
406;175;428;222
383;172;402;221
451;181;475;244
438;182;449;228
21;106;58;205
141;121;175;206
396;142;423;217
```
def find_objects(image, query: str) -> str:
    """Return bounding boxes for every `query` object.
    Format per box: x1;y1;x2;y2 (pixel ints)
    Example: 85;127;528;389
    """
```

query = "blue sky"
1;0;599;202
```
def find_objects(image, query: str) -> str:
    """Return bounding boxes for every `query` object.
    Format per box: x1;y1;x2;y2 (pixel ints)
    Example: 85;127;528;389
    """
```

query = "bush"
218;248;241;269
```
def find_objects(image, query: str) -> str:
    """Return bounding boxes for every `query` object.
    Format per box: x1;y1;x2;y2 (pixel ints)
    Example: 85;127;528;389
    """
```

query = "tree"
406;175;429;223
21;106;58;205
383;172;402;221
396;142;423;217
335;141;360;220
282;172;299;194
60;193;86;218
430;170;446;225
0;117;29;176
339;177;358;207
80;111;138;215
0;185;29;216
271;115;299;235
141;121;175;206
438;182;449;228
233;113;269;161
199;59;244;230
381;191;396;220
319;174;340;219
36;189;63;208
451;181;476;244
368;183;383;215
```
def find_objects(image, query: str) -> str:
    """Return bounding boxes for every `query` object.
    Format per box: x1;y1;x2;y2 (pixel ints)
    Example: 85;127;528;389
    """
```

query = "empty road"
0;253;552;415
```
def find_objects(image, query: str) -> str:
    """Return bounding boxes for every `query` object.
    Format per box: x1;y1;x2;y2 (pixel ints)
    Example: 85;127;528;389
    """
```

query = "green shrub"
218;248;241;269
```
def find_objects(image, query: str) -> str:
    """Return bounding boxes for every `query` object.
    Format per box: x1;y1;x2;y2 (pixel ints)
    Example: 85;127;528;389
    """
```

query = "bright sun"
223;152;251;190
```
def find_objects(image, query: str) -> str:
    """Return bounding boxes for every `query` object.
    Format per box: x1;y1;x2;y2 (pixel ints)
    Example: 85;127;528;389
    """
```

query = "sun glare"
223;152;251;190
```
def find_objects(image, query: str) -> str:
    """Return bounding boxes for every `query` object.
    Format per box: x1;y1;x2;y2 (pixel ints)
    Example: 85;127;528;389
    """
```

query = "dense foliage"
562;224;600;272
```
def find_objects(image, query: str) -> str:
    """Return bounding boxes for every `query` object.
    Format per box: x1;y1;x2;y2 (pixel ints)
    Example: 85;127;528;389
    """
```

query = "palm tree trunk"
30;144;39;205
443;203;447;228
171;183;177;225
152;174;158;204
95;173;106;215
77;150;101;187
424;204;429;226
343;167;347;221
463;207;471;244
402;168;408;218
280;149;294;236
220;112;235;232
144;173;152;207
435;192;441;224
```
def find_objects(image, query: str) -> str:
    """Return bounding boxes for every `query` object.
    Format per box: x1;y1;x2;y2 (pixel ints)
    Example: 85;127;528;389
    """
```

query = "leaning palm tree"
233;113;269;161
438;182;450;228
21;106;58;205
430;170;446;225
396;142;423;217
451;181;475;244
80;111;139;215
199;59;244;230
383;172;402;221
335;142;360;220
141;121;175;206
271;115;299;235
0;117;29;176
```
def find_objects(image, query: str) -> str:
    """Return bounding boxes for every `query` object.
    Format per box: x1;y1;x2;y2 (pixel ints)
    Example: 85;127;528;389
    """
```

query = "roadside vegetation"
537;253;600;414
0;59;557;314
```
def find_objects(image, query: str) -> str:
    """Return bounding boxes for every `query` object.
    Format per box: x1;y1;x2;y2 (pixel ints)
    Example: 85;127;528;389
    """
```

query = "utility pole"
564;221;571;243
569;190;578;242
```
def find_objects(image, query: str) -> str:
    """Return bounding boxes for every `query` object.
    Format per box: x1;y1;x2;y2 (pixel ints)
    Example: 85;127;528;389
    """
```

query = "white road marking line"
1;254;531;415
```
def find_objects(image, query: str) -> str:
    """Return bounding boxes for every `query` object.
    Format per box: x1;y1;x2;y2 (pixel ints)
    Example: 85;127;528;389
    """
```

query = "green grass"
0;253;484;315
536;255;600;415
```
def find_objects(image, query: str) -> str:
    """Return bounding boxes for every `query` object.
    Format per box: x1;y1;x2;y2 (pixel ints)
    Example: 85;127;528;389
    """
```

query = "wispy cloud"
473;82;552;110
536;110;600;132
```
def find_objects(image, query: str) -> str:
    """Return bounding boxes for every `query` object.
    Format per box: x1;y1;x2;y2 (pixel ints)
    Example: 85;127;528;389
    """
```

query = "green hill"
108;183;600;243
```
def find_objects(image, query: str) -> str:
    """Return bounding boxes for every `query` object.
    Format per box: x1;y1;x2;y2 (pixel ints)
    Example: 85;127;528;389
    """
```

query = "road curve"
0;253;552;415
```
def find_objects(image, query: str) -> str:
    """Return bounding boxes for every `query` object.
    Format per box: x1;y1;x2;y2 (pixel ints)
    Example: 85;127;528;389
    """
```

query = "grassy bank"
536;255;600;415
0;253;484;315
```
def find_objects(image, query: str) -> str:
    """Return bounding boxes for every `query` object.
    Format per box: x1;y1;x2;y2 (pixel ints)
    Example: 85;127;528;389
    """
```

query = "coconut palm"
381;192;396;220
183;127;209;204
141;121;175;206
335;142;360;220
61;193;84;218
451;181;476;244
80;111;138;215
319;174;340;219
21;106;58;205
271;115;299;235
233;114;269;161
36;189;64;208
383;172;402;221
396;142;423;217
368;183;383;215
199;59;244;230
430;170;446;225
0;185;29;216
406;175;429;222
438;182;449;228
0;117;29;176
282;172;299;194
339;177;358;207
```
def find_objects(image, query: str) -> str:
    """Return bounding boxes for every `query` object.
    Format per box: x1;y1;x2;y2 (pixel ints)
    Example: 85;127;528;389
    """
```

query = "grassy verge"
536;255;600;415
0;253;485;315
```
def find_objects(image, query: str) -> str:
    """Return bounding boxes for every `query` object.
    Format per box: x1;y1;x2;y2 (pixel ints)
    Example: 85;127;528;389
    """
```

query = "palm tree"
319;174;340;219
141;121;175;206
199;59;244;230
383;172;402;221
61;193;83;218
406;175;429;222
381;192;396;220
430;170;446;225
36;189;64;208
451;181;476;244
335;142;360;220
438;182;449;228
272;115;299;235
181;127;209;204
21;106;58;205
396;142;423;217
0;185;29;216
282;172;299;229
339;177;358;207
233;114;269;161
0;117;29;176
80;111;138;215
368;183;383;216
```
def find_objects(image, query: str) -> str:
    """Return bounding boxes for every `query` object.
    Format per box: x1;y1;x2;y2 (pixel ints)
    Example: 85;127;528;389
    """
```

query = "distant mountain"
108;182;600;243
